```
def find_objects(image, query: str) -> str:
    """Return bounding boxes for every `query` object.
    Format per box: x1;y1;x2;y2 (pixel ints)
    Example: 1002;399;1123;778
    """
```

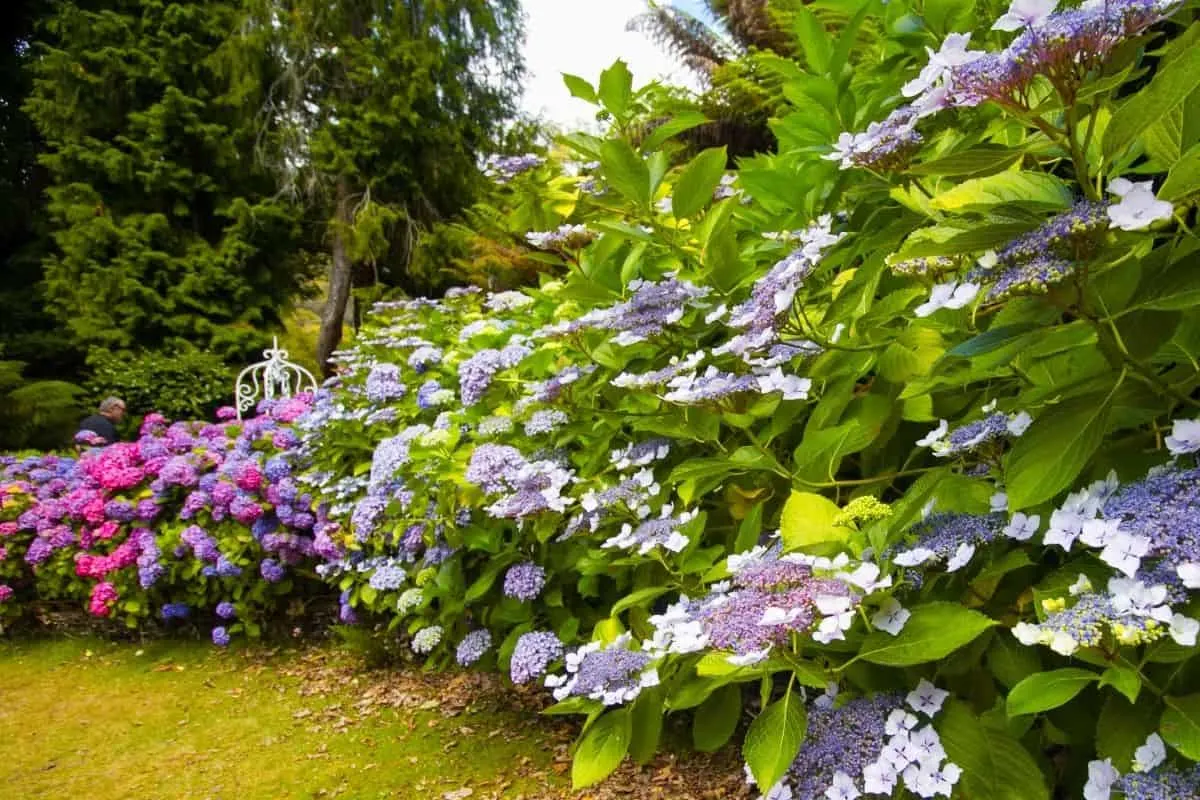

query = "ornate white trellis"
234;337;318;420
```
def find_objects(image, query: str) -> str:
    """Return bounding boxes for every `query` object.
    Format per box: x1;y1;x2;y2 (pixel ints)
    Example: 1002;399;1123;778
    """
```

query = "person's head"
99;396;126;422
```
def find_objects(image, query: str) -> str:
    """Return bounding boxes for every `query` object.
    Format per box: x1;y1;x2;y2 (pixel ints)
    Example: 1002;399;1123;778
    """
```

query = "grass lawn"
0;636;569;800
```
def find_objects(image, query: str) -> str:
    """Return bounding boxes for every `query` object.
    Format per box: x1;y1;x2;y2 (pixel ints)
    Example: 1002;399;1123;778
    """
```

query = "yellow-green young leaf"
743;688;807;792
593;617;625;643
641;111;709;153
672;147;728;219
858;602;995;666
931;171;1072;212
694;684;743;753
572;707;633;788
562;73;597;103
779;491;853;551
1007;668;1098;717
1161;694;1200;760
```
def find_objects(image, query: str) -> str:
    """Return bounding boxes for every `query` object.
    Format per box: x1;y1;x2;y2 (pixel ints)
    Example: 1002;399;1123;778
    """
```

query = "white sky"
518;0;708;131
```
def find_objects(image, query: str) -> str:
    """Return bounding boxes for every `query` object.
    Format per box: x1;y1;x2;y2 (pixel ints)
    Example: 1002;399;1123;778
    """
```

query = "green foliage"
0;360;86;450
85;347;233;420
24;0;310;362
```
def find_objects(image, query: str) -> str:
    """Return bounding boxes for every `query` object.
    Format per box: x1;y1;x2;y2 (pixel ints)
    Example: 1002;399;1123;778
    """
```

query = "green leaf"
1160;142;1200;201
743;687;807;792
694;684;743;753
611;586;672;617
946;324;1040;358
1097;696;1159;769
1105;39;1200;160
1007;668;1098;717
858;602;995;666
641;111;709;153
1005;392;1114;509
562;73;597;103
597;60;633;118
938;700;1050;800
907;148;1021;178
629;687;665;765
779;490;853;551
1161;694;1200;760
1100;665;1141;704
987;631;1043;689
572;707;633;788
791;8;831;72
931;172;1072;212
672;147;728;219
599;139;650;208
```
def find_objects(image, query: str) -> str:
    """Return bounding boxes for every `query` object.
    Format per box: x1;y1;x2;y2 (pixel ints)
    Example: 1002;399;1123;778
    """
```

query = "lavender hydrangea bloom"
889;513;1007;575
212;626;231;647
369;562;407;591
365;363;406;404
503;562;547;601
483;153;543;183
544;635;658;706
543;276;709;346
459;343;532;406
455;629;493;666
510;631;563;684
466;444;527;493
1101;465;1200;573
216;602;237;620
525;224;596;250
350;496;388;541
523;410;568;436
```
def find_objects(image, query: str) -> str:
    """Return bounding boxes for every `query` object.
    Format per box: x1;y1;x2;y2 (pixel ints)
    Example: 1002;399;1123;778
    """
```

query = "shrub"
0;360;87;451
85;347;234;421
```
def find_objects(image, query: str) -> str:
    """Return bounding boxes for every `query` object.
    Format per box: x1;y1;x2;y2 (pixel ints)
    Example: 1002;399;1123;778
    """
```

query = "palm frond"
626;6;736;79
710;0;792;54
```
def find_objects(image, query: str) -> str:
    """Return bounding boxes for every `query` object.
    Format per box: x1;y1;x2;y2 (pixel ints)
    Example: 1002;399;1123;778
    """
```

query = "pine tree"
24;0;310;362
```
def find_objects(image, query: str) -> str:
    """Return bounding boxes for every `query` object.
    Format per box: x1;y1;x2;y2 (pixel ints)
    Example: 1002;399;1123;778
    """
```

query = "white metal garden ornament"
234;337;318;420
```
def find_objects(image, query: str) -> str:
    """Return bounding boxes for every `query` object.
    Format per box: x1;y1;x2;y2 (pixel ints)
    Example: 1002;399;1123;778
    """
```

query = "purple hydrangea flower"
510;631;563;684
503;562;546;602
212;626;231;647
260;558;285;583
215;602;236;620
456;629;493;666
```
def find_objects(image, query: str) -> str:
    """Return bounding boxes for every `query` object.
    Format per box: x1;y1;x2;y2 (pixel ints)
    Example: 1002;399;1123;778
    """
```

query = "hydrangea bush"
0;398;328;643
2;0;1200;796
295;0;1200;796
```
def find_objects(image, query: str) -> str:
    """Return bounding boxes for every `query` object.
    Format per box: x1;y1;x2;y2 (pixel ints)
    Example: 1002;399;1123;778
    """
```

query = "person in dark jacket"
77;397;126;445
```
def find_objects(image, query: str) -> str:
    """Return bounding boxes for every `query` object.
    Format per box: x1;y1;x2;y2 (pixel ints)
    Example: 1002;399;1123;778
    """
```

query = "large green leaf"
743;688;807;792
931;172;1072;212
672;147;728;219
597;60;633;118
1161;694;1200;760
572;707;633;788
938;700;1050;800
629;687;665;765
907;147;1021;178
562;73;597;103
693;684;743;753
857;602;995;666
599;139;650;208
1007;669;1098;717
641;111;710;152
1159;141;1200;201
1005;392;1114;509
1105;34;1200;160
1097;696;1160;769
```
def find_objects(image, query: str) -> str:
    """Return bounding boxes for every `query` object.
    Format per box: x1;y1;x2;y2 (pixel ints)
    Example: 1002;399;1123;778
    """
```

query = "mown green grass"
0;637;565;799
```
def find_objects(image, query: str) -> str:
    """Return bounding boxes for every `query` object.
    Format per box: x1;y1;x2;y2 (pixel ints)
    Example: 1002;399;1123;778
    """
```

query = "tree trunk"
317;178;353;377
